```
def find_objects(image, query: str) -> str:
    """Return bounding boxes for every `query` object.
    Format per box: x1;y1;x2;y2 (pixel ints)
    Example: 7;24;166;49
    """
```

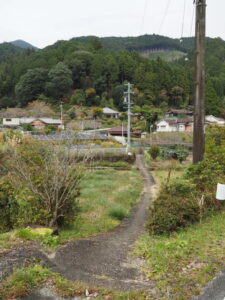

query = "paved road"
192;270;225;300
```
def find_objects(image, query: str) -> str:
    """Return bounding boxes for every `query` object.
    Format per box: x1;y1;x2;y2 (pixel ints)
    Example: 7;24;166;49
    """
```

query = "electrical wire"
158;0;172;35
139;0;150;35
180;0;186;39
190;2;195;37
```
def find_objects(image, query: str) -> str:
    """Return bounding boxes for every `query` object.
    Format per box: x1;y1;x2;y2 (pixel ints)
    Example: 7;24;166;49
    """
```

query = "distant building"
165;109;193;118
108;126;142;138
3;118;20;127
205;115;225;126
108;126;128;136
156;118;193;132
103;107;119;118
3;117;63;129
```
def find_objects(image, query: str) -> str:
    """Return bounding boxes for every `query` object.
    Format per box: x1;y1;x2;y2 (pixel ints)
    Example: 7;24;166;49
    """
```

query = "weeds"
59;169;142;243
134;211;225;299
108;206;128;220
0;264;150;300
15;228;59;248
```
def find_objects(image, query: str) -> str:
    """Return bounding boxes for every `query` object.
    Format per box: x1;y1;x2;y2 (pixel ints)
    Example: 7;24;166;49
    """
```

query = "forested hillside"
72;34;187;52
10;40;38;50
0;34;224;117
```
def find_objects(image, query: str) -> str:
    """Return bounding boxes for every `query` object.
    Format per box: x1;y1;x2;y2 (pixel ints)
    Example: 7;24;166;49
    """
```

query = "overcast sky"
0;0;224;48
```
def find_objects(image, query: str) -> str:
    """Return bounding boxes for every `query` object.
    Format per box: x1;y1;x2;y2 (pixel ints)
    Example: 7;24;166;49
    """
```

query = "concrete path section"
192;270;225;300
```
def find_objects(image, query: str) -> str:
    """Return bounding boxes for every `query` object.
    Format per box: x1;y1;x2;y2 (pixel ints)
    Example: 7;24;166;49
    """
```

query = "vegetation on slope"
0;264;149;300
0;34;224;118
133;125;225;299
135;211;225;300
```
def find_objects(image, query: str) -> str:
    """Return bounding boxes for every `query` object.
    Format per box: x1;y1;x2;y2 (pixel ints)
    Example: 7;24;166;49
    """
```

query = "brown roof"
164;119;177;125
160;118;193;125
167;109;193;115
109;126;128;133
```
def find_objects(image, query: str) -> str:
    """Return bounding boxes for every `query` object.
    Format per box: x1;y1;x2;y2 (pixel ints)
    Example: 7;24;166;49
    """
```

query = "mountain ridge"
10;39;38;50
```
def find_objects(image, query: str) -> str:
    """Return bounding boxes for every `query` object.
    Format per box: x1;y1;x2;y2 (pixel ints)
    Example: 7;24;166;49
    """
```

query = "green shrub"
6;139;83;228
186;158;225;209
0;179;18;232
148;145;160;160
147;179;199;234
160;145;189;161
108;206;128;220
86;152;136;163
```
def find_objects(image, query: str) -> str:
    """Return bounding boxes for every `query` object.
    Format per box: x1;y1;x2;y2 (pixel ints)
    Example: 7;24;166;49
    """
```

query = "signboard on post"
216;183;225;200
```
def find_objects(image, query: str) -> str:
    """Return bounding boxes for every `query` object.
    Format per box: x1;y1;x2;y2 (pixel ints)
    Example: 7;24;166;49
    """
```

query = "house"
3;117;63;129
103;107;119;118
108;126;128;136
3;118;20;127
205;115;225;126
165;109;193;118
156;118;193;132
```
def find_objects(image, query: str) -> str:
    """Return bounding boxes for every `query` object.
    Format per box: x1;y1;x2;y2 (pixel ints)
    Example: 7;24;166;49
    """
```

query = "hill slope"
71;34;194;62
10;40;38;50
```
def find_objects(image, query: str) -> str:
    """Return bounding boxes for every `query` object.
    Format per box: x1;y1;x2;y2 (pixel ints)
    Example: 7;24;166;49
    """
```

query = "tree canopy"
0;34;224;116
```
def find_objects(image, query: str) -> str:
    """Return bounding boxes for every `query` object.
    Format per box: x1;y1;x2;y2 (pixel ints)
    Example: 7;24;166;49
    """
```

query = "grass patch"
15;228;59;248
59;168;142;243
0;264;150;300
108;206;128;220
1;168;142;249
147;157;190;199
0;232;30;254
0;228;59;253
134;211;225;299
91;161;132;168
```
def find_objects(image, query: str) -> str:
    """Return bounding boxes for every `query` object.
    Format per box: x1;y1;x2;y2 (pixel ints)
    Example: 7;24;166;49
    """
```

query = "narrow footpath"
52;154;154;291
19;154;154;299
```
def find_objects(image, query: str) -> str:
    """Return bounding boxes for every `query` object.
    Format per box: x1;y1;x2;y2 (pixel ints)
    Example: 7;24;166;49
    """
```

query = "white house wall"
156;121;174;132
3;118;20;126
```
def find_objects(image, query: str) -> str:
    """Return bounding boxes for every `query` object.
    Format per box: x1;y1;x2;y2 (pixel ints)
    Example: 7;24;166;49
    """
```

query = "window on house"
6;119;12;121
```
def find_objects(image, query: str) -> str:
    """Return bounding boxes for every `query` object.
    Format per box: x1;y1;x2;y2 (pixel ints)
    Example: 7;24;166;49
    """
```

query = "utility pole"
193;0;206;164
124;83;133;153
60;101;64;130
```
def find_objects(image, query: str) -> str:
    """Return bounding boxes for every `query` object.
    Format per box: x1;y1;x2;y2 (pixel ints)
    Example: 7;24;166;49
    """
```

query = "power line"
190;2;195;37
180;0;186;38
139;0;149;34
158;0;171;35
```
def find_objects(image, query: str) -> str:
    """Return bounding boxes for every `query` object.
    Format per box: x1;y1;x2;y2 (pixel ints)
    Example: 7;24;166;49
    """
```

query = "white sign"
216;183;225;200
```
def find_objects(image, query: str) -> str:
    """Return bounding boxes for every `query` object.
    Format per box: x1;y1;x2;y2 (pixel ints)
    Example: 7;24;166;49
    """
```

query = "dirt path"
51;154;154;291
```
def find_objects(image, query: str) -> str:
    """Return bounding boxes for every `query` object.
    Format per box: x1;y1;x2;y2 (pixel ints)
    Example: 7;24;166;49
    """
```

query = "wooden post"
193;0;206;164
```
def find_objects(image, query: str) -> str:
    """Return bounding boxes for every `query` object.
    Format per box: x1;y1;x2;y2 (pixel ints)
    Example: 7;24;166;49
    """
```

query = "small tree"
92;107;103;119
7;139;89;228
148;145;160;160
